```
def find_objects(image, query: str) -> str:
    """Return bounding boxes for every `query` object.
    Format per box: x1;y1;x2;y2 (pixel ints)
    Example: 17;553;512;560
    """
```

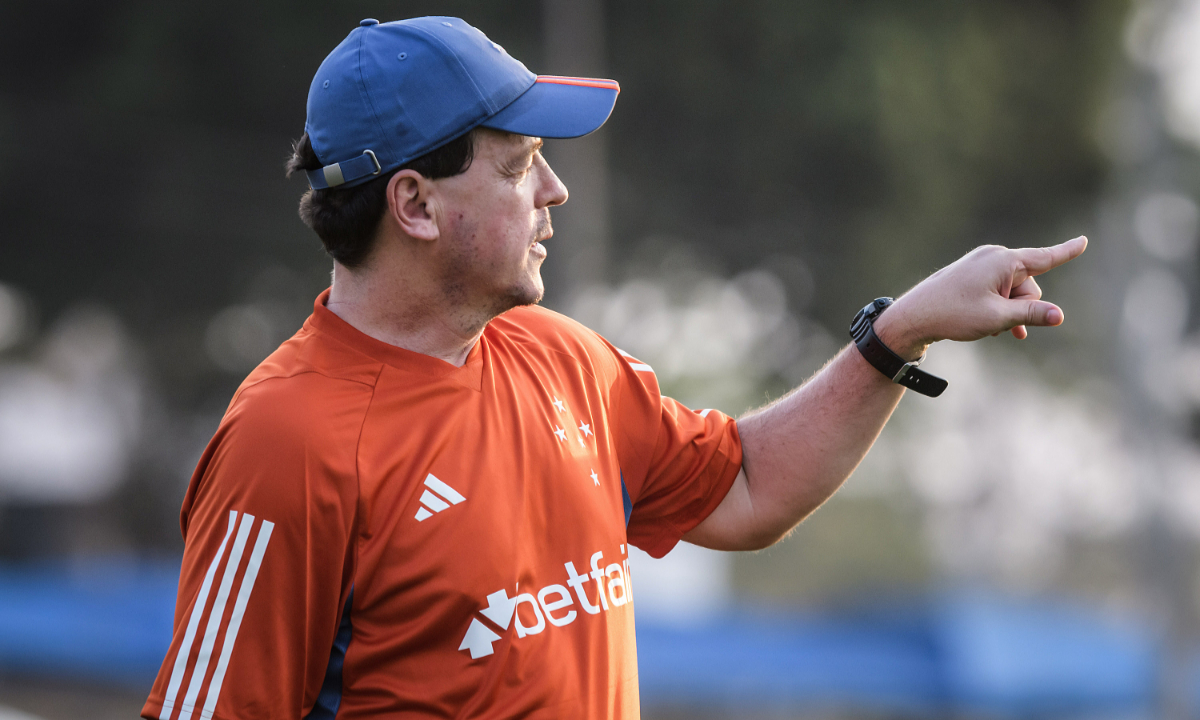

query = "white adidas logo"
414;474;466;521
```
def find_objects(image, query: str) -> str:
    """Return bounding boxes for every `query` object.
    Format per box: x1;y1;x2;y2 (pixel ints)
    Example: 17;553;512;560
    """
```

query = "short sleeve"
612;350;743;558
142;374;369;720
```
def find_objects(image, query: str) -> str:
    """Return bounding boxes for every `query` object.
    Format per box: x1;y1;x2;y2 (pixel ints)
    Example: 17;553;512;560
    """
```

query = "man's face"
431;129;568;318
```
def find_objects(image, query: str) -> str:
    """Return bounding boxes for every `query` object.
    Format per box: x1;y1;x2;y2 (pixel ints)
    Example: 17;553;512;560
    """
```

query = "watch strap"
856;323;947;397
849;299;947;398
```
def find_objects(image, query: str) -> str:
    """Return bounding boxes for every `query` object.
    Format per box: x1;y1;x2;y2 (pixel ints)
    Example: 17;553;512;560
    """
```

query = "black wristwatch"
849;298;947;398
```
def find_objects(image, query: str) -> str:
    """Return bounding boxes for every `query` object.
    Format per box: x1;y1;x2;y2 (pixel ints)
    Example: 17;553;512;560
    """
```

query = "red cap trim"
536;75;621;93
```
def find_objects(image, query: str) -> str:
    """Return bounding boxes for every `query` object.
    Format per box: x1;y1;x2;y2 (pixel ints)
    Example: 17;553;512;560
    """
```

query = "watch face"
851;298;893;340
850;307;868;334
849;307;872;339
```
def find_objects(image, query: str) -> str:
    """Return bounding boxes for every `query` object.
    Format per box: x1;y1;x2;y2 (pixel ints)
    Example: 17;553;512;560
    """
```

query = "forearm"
741;342;904;533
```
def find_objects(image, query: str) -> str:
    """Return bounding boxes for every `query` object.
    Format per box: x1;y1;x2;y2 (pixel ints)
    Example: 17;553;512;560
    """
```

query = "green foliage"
0;0;1128;416
607;0;1127;326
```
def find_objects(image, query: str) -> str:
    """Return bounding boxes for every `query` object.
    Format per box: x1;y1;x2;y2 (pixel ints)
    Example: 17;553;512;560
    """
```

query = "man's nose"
538;157;569;208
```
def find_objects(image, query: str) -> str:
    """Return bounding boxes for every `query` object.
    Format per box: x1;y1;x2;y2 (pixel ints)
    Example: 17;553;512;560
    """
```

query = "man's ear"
386;170;439;242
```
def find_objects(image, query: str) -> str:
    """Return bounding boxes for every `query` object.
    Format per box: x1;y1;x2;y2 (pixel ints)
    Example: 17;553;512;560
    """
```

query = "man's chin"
493;278;544;316
510;283;544;309
519;267;545;306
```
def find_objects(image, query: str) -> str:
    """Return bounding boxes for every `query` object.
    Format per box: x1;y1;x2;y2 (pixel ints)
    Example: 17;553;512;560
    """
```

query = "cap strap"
306;149;382;190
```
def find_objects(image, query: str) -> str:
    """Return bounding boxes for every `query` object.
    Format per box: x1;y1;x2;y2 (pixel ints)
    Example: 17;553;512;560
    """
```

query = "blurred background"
1;0;1199;717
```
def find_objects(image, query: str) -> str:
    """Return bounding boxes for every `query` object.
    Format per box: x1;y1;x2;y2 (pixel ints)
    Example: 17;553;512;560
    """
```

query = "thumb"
1012;299;1064;328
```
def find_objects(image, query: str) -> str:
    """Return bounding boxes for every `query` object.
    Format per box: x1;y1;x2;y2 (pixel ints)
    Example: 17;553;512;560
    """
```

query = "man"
143;16;1086;720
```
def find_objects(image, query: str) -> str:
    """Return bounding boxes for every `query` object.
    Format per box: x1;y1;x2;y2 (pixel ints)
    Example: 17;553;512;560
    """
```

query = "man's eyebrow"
501;137;543;171
516;137;543;159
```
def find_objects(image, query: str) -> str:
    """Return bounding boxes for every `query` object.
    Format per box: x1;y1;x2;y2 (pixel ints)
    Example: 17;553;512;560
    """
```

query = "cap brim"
480;76;619;139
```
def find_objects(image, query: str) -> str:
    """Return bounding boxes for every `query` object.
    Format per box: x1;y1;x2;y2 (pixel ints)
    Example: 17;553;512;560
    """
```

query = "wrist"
871;305;929;362
848;296;947;397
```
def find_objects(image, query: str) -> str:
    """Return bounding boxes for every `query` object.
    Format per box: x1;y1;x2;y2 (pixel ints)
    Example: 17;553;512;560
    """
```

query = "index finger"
1016;235;1088;276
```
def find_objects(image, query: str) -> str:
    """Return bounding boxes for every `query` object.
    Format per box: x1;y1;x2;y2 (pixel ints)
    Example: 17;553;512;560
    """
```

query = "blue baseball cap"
304;16;620;190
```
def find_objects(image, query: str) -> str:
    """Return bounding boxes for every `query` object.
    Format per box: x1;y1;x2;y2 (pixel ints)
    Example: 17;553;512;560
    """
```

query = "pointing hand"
873;236;1088;359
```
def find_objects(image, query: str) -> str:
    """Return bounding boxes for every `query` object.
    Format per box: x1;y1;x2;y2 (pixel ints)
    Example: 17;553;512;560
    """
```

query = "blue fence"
0;559;1163;716
0;558;177;688
637;597;1157;717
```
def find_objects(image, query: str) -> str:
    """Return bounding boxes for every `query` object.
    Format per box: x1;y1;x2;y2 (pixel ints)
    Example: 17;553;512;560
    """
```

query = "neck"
326;260;487;368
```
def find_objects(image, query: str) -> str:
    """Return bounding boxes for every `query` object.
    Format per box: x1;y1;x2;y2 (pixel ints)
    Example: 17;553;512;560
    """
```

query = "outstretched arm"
682;237;1088;551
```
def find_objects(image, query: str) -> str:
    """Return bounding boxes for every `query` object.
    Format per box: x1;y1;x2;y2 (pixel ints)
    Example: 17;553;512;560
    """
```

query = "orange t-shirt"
143;290;742;720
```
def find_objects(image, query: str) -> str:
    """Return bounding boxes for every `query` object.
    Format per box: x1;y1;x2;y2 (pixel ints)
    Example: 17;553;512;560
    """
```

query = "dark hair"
285;130;477;268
